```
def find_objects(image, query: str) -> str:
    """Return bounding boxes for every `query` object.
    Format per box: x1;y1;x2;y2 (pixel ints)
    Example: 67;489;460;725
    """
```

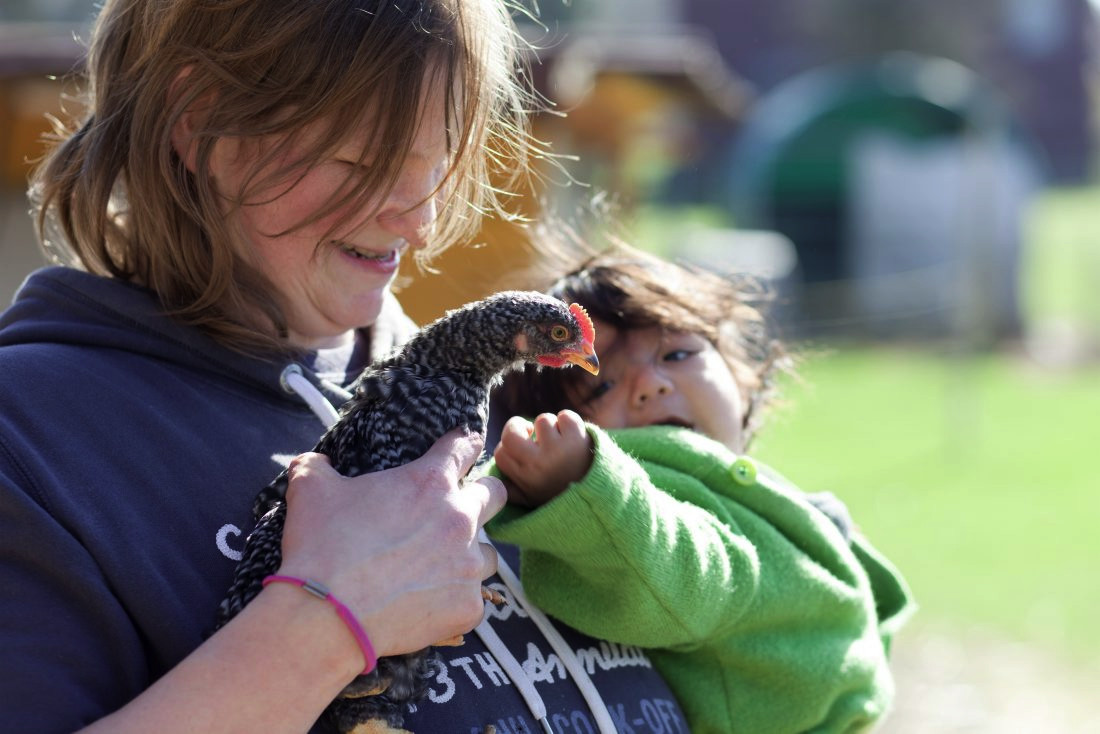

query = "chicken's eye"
549;325;570;342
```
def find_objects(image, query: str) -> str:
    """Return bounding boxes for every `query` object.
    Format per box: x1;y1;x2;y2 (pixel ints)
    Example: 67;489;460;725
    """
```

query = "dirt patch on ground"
883;628;1100;732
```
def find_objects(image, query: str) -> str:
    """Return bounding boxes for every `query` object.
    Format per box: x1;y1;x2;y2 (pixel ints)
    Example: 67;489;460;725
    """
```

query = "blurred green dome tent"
725;52;1043;341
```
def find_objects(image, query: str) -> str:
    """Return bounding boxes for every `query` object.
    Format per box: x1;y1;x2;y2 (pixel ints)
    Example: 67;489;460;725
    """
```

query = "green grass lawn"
750;346;1100;668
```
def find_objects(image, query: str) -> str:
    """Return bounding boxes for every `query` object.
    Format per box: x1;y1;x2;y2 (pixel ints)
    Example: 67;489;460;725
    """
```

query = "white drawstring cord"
481;532;618;734
318;377;353;405
280;364;340;428
474;618;554;734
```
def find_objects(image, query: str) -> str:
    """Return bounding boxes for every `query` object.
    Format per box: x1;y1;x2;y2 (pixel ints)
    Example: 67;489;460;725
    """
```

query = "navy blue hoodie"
0;267;685;733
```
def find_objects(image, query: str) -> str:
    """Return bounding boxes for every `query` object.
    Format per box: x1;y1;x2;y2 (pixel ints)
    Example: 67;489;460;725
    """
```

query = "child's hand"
493;410;594;508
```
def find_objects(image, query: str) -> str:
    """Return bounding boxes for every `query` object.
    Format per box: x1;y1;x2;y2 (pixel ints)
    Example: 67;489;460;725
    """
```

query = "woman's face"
208;86;450;349
566;320;746;453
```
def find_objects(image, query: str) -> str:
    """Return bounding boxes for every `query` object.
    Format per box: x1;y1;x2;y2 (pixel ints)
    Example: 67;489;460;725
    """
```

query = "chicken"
212;291;599;733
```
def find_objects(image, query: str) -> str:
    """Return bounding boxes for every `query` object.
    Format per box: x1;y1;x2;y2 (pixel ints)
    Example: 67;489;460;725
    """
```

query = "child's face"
207;84;449;349
566;319;746;453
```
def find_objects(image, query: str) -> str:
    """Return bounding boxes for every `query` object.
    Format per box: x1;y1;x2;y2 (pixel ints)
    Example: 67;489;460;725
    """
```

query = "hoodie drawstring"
282;364;616;734
473;618;554;734
280;364;341;428
481;531;618;734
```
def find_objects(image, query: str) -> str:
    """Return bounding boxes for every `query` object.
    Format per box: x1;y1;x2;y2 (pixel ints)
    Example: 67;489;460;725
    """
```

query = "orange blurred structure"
397;29;750;323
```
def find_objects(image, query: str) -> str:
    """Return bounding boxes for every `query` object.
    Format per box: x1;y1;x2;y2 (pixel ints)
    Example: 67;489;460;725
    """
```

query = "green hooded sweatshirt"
488;425;915;734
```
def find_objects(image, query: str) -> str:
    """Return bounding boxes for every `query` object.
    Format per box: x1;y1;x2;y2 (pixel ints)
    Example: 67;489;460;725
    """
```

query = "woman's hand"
277;428;506;659
493;410;594;508
80;435;505;734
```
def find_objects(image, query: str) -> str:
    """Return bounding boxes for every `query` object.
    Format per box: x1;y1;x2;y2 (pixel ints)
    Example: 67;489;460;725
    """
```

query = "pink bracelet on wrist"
262;574;377;675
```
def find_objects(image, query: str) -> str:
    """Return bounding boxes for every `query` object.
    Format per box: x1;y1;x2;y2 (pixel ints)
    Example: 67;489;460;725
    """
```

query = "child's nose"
631;367;672;408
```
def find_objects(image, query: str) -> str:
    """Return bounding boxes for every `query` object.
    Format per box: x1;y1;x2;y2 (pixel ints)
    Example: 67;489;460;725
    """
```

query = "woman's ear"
168;67;203;173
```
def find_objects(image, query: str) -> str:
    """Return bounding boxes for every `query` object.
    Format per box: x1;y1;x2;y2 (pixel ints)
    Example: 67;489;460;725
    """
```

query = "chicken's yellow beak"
562;341;600;375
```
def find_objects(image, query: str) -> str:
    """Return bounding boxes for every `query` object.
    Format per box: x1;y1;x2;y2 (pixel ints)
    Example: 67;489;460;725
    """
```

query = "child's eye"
660;331;707;363
584;380;614;403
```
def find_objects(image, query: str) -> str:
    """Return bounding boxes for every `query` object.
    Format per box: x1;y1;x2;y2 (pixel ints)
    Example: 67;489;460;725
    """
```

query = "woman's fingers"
277;429;510;656
479;535;500;584
470;475;508;527
418;427;485;483
284;451;337;504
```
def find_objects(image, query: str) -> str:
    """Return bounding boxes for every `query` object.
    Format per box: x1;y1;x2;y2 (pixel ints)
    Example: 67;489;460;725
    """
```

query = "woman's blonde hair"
32;0;538;352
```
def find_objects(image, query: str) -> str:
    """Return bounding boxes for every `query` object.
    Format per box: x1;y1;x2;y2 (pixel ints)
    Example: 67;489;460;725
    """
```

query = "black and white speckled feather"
212;291;597;733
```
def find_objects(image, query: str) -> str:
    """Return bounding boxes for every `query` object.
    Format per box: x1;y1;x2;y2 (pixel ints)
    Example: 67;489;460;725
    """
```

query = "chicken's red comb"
569;302;595;344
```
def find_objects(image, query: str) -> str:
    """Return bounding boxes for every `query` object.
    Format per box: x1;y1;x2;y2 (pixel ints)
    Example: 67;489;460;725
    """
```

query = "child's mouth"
656;418;694;430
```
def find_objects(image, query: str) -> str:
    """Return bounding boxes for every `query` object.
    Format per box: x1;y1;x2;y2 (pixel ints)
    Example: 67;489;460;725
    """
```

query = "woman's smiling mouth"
336;239;402;263
334;241;401;269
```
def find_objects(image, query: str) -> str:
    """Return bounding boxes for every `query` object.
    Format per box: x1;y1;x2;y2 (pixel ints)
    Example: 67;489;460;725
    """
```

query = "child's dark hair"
496;244;792;447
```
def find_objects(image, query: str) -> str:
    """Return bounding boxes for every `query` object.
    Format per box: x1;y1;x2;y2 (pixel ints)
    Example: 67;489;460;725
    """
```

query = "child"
489;245;916;733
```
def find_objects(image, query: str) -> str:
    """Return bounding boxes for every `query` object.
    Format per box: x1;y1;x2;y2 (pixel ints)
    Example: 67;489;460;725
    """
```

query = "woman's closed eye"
337;158;371;173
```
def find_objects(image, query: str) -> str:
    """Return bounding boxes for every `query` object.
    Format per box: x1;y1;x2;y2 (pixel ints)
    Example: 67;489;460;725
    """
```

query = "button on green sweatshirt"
487;425;915;734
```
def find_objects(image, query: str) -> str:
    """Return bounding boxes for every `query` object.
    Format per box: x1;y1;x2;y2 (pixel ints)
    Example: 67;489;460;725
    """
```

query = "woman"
0;1;687;732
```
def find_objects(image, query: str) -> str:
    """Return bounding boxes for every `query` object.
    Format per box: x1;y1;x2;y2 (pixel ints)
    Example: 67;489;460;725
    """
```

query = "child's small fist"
494;410;594;507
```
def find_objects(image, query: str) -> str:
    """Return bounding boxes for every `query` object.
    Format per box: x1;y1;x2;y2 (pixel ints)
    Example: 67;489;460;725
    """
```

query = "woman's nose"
376;163;443;250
